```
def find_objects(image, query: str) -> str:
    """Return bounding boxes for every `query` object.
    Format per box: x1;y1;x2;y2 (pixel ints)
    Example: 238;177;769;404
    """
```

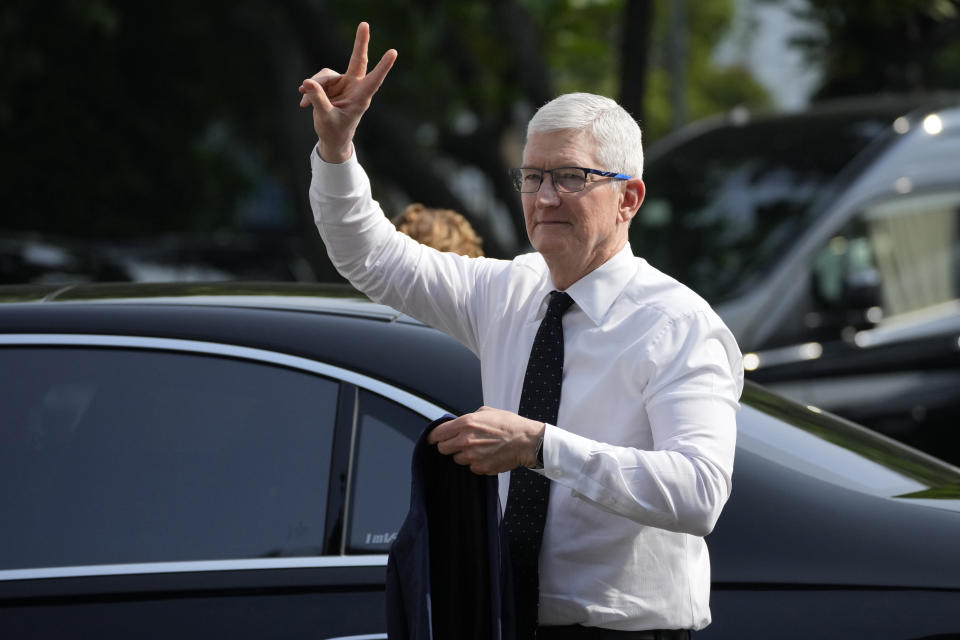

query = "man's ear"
619;178;645;223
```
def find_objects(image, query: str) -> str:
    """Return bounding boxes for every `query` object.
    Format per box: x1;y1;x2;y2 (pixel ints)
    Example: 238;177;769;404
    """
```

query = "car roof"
647;92;960;156
0;281;413;321
0;281;483;415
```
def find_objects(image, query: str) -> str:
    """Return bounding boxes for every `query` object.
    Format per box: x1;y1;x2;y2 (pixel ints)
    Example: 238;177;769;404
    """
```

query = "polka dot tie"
503;290;574;639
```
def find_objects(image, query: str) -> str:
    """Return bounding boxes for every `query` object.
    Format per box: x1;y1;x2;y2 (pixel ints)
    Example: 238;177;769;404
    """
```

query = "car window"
634;106;901;303
346;389;429;553
864;190;960;318
0;346;337;570
812;189;960;325
741;386;960;499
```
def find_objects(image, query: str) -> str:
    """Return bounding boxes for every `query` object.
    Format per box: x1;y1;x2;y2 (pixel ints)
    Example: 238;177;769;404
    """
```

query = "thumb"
299;78;333;111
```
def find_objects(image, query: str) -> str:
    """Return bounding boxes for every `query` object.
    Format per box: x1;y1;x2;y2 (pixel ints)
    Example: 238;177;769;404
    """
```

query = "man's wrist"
531;435;545;469
317;140;354;164
528;423;546;469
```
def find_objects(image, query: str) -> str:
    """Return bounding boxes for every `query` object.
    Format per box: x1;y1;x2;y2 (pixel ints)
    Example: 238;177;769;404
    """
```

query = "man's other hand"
428;407;546;475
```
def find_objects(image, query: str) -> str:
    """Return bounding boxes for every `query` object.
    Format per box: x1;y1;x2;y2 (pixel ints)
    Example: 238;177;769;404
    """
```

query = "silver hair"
526;92;644;180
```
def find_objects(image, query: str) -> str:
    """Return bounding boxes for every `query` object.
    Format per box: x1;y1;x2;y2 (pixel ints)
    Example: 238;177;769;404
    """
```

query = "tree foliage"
0;1;263;237
1;0;768;280
644;0;770;137
782;0;960;98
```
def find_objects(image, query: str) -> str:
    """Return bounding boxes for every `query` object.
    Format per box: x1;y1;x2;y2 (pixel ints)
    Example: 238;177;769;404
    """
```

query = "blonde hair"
392;203;484;258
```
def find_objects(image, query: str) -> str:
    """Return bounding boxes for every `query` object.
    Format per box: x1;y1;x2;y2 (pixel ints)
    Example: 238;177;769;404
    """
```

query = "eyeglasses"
508;167;633;193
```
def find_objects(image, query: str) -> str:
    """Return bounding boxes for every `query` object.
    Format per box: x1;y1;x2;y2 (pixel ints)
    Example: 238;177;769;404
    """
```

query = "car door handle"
324;635;387;640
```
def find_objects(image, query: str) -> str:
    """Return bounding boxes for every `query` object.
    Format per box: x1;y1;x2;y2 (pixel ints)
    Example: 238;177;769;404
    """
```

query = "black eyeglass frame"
508;166;633;193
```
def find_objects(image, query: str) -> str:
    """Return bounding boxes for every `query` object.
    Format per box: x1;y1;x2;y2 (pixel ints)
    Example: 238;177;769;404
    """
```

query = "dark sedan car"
1;282;959;639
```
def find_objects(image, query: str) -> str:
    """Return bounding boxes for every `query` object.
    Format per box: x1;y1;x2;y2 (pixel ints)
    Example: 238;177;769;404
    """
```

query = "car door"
0;334;444;639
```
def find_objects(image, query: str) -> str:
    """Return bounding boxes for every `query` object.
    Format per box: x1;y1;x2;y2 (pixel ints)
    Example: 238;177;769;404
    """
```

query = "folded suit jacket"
386;415;516;640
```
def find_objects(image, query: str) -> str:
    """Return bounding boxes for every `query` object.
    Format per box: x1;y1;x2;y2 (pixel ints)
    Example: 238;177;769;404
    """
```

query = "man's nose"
536;172;561;205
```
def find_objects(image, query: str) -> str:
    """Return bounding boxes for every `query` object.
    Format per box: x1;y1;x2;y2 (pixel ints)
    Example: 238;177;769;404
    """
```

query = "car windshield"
740;384;960;501
631;106;905;303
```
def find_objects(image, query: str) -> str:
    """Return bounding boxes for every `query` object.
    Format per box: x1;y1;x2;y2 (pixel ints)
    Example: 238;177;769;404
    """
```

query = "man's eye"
555;170;581;181
522;172;541;183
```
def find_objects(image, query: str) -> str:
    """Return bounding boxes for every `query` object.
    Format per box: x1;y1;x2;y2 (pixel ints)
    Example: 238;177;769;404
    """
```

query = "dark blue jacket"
386;415;515;640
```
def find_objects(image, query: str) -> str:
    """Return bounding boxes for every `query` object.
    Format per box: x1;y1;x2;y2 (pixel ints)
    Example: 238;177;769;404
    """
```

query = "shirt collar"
540;244;639;326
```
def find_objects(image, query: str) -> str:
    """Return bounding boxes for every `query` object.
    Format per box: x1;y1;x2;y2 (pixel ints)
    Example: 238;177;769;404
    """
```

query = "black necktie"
503;290;574;639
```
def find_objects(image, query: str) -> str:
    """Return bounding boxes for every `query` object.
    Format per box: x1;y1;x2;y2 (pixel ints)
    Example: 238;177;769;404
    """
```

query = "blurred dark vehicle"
1;282;958;638
0;231;314;284
110;233;315;282
0;233;129;285
634;94;960;463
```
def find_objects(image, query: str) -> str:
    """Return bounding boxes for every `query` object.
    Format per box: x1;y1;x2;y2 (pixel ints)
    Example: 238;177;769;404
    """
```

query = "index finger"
427;416;462;444
345;22;370;78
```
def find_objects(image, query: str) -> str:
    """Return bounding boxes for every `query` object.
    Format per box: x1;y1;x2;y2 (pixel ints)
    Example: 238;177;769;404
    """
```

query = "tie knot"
547;291;574;318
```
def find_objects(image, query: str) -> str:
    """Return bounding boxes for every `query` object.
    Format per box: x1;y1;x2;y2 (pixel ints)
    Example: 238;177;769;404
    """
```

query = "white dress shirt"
310;149;743;631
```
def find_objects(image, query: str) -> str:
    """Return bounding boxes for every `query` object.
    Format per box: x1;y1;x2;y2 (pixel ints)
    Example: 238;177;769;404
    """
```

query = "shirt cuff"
539;423;596;482
309;143;365;198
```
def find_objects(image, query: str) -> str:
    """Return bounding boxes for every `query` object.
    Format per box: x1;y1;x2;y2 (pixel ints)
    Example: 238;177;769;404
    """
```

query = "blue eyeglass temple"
584;168;632;180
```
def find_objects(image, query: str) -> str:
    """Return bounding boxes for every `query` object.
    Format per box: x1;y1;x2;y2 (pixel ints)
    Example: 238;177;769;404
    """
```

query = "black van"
633;94;960;463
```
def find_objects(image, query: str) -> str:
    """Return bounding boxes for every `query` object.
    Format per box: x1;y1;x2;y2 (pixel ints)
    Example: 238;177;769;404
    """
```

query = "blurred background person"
392;203;485;258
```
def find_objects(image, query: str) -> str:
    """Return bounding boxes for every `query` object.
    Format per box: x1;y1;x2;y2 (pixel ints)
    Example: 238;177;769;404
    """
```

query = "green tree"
781;0;960;98
641;0;771;139
0;0;768;282
0;1;252;237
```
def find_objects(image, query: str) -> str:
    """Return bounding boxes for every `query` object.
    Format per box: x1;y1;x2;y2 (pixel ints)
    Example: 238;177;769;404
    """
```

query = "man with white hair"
300;22;742;640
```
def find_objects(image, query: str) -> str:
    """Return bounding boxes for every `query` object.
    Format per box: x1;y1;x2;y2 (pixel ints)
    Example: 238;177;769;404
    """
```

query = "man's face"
521;129;640;283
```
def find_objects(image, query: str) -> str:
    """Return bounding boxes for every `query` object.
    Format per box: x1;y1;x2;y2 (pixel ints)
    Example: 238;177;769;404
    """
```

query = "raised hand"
299;22;397;163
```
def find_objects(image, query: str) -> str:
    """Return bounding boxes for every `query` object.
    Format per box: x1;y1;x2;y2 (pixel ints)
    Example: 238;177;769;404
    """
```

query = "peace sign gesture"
299;22;398;163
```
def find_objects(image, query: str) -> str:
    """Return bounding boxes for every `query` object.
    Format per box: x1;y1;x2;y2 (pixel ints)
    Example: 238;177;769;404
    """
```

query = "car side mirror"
841;268;881;310
837;268;883;333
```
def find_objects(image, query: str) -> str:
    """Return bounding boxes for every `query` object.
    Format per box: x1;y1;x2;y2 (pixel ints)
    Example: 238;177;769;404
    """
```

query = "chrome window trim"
0;333;448;419
0;556;388;582
341;385;360;555
0;333;448;582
